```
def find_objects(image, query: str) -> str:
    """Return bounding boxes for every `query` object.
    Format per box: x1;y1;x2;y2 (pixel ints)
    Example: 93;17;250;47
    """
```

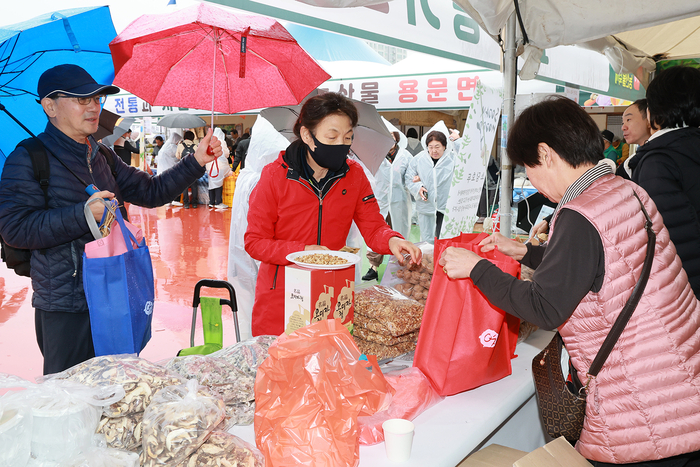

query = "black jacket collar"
630;127;700;171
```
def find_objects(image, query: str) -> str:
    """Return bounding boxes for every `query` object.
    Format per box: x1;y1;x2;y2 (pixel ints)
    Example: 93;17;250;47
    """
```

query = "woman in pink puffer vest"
440;96;700;466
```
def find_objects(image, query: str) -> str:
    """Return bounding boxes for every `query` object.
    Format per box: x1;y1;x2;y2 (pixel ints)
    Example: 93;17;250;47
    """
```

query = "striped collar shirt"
552;161;613;221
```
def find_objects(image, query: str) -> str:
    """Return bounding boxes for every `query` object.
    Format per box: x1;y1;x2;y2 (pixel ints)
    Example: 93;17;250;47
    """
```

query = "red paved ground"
0;204;239;380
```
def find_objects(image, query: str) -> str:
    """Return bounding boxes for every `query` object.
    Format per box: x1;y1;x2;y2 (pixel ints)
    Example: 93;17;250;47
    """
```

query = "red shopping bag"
413;233;520;396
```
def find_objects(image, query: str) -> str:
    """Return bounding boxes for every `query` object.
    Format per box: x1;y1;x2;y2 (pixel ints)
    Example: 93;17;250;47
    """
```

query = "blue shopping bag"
83;207;154;356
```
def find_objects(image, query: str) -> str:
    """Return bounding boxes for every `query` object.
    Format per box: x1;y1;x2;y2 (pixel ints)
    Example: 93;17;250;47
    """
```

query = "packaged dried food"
165;355;254;405
97;412;143;451
139;380;226;467
354;325;419;346
44;355;183;418
224;401;255;427
354;286;424;336
176;431;264;467
354;335;417;360
210;335;277;377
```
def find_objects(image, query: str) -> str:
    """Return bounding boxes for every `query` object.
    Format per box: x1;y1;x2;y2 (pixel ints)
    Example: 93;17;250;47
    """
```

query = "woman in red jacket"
245;93;421;336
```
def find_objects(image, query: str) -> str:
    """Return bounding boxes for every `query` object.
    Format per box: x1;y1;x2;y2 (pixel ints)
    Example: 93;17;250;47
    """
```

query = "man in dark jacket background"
0;64;222;374
232;129;251;171
630;65;700;298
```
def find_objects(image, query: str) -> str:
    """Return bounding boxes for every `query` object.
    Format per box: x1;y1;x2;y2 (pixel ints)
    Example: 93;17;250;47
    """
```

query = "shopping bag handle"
114;208;140;252
84;198;115;240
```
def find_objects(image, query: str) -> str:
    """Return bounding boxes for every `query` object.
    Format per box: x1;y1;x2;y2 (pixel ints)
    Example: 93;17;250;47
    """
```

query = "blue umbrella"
0;6;117;172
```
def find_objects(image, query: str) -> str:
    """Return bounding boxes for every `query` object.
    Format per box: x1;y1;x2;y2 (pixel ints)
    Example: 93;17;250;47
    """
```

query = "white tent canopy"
452;0;700;84
290;0;700;84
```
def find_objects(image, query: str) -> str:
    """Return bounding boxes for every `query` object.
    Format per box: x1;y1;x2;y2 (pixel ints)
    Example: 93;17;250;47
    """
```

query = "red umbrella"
109;3;330;119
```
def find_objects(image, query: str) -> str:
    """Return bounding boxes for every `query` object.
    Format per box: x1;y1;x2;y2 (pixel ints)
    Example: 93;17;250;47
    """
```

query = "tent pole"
500;12;517;238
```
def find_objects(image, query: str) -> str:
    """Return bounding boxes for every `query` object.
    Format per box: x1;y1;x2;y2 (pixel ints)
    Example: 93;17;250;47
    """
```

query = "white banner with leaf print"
440;81;503;237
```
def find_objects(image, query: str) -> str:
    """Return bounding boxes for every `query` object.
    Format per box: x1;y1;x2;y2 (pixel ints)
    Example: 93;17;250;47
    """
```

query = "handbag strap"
587;190;656;377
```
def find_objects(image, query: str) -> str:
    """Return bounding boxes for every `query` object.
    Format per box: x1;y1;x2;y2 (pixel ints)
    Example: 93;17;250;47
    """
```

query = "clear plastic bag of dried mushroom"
43;355;184;418
175;432;264;467
139;379;226;467
380;242;434;305
41;355;185;453
209;335;277;377
165;355;257;429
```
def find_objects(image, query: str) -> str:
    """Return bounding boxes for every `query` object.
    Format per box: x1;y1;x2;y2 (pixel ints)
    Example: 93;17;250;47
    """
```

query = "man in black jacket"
0;64;222;373
630;66;700;297
232;129;251;171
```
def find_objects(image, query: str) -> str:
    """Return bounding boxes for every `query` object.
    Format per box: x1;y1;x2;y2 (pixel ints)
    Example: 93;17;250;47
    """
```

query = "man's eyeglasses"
52;94;106;105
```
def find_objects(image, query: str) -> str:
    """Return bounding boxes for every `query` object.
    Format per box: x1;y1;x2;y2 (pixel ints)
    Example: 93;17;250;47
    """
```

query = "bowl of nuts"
286;250;360;270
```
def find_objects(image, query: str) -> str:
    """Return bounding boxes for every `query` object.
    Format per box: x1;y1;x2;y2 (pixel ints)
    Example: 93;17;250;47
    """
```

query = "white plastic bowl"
30;398;100;462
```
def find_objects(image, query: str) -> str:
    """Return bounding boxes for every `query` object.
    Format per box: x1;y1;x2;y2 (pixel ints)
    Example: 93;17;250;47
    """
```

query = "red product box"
284;264;355;335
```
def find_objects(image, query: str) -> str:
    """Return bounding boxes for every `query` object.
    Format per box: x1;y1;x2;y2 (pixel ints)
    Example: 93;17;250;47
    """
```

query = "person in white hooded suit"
382;119;413;239
206;128;232;209
156;132;183;205
405;121;459;242
362;120;414;281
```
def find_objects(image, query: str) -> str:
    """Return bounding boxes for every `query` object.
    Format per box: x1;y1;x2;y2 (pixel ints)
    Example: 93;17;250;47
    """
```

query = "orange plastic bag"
254;319;394;467
357;367;443;445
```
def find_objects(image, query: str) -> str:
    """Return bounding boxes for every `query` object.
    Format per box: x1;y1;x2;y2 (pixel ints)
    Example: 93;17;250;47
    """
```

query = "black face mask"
308;134;350;172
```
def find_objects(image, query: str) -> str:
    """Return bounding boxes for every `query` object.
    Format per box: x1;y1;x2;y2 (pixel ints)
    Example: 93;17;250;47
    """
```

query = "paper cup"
382;418;415;462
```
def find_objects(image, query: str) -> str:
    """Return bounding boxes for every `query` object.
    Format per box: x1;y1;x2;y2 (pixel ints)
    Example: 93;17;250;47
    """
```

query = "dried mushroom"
56;355;183;418
97;412;143;451
165;355;255;404
139;381;226;467
176;431;264;467
210;335;277;377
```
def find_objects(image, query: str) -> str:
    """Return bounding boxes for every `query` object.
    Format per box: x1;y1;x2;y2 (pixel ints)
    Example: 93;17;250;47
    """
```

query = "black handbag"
532;191;656;444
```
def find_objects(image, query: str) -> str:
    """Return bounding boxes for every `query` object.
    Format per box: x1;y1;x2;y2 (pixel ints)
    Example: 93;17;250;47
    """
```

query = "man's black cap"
601;129;614;143
37;64;120;100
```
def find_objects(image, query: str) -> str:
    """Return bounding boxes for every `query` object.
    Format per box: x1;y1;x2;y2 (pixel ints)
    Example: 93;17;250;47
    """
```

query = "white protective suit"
155;132;182;174
405;121;458;242
207;128;232;190
380;118;413;239
226;117;289;340
346;151;381;285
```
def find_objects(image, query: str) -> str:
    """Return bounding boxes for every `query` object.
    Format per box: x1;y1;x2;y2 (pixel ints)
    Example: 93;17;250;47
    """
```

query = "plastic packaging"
58;447;139;467
0;402;32;467
255;319;394;467
358;367;443;445
43;355;184;418
166;355;253;405
179;431;264;467
1;373;124;464
210;335;277;376
139;379;225;467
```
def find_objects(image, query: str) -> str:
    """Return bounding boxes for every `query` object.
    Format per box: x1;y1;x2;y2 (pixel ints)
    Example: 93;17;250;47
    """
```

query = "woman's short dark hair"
508;96;603;168
647;66;700;130
183;130;195;141
425;130;446;148
406;128;419;138
293;92;358;139
631;98;648;116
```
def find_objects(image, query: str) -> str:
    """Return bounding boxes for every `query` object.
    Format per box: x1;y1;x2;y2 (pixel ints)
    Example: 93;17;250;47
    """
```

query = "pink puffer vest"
552;175;700;464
